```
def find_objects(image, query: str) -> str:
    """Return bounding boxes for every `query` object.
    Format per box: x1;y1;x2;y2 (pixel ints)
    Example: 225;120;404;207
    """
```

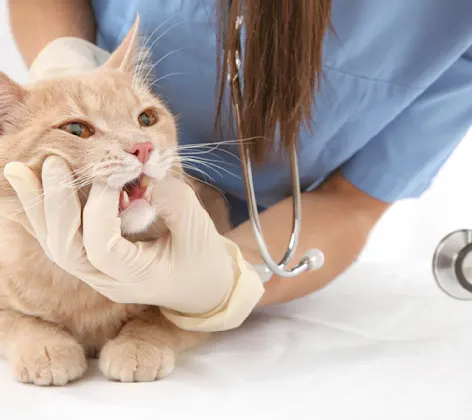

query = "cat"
0;18;230;385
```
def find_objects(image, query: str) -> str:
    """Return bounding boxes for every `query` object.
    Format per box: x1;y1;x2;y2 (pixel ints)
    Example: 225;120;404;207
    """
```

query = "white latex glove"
28;37;110;82
3;31;264;331
3;157;264;331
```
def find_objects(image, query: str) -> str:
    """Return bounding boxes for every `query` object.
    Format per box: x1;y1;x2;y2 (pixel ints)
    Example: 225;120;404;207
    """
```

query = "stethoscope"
226;4;472;297
433;230;472;300
226;7;325;283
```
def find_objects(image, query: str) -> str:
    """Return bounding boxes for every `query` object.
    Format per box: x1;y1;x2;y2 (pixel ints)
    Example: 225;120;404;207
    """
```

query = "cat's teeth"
122;190;130;208
141;175;151;188
144;185;153;202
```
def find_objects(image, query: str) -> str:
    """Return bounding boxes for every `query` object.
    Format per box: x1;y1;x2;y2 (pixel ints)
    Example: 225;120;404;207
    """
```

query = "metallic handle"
227;10;324;279
432;229;472;300
240;144;324;278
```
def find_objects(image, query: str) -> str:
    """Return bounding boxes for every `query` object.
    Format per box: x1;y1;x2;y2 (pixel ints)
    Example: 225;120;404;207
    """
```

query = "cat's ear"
103;14;141;73
0;72;26;135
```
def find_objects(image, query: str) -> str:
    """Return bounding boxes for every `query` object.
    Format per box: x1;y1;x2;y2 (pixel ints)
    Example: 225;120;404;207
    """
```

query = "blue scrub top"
92;0;472;226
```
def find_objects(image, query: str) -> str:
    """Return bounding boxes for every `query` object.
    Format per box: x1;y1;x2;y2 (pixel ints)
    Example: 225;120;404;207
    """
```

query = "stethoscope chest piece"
432;229;472;300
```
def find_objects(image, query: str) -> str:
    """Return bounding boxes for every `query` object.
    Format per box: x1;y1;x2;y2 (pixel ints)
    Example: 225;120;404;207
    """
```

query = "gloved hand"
28;37;110;82
3;25;264;332
3;157;264;331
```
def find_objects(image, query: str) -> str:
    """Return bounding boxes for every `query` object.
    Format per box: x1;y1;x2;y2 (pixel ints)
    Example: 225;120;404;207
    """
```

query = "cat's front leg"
99;308;209;382
0;309;87;386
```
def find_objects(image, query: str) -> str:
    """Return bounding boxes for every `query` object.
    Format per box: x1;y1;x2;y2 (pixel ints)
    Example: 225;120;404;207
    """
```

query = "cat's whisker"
192;147;241;161
180;157;240;179
8;168;101;214
162;153;239;185
180;159;224;177
135;19;189;88
0;171;100;230
177;147;238;163
169;170;229;204
53;185;90;215
131;13;178;87
167;169;206;204
178;148;227;159
1;158;129;201
30;157;109;189
137;21;186;82
69;160;126;188
173;136;262;150
180;157;229;167
172;138;263;163
71;180;93;190
71;165;95;177
76;159;124;173
180;163;215;184
30;176;99;222
2;165;119;223
70;165;101;182
132;12;182;86
179;154;239;168
142;46;196;85
149;169;216;232
148;72;192;90
52;168;91;188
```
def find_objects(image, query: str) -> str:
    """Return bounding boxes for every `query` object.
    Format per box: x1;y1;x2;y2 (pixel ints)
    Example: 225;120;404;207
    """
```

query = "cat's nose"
126;142;154;164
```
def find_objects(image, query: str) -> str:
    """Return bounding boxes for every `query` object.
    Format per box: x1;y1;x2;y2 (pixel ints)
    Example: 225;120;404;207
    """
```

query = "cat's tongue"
119;178;153;212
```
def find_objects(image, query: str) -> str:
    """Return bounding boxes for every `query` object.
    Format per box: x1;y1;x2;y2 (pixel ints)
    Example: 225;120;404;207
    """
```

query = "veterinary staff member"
6;1;472;331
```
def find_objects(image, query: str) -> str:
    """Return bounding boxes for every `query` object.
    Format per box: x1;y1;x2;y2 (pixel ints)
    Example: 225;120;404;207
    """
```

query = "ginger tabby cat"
0;19;230;386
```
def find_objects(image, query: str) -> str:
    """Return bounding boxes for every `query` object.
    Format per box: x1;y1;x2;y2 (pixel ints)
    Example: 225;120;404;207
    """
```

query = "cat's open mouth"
119;174;153;212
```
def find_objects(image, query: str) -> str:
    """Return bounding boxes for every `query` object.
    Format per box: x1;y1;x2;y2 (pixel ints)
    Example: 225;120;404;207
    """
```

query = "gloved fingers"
82;181;165;282
42;156;87;266
4;162;48;247
75;269;131;299
153;177;219;246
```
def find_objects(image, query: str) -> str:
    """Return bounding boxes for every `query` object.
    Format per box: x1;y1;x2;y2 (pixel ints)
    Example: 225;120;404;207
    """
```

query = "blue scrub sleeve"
341;50;472;203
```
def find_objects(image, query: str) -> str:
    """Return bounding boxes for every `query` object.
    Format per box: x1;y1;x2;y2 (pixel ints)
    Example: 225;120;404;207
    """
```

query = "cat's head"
0;16;180;236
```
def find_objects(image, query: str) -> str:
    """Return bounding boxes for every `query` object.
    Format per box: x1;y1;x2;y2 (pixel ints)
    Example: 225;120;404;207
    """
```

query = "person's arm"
226;171;390;306
8;0;96;67
241;45;472;307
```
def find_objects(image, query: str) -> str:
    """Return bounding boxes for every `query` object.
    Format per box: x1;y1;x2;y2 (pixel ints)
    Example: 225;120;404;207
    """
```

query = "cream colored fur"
0;20;230;386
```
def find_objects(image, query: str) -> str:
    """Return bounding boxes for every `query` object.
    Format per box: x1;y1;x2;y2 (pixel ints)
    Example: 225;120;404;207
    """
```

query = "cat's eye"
138;109;157;127
59;122;93;139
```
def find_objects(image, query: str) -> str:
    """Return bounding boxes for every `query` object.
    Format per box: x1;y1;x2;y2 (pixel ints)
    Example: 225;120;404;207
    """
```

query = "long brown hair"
215;0;332;162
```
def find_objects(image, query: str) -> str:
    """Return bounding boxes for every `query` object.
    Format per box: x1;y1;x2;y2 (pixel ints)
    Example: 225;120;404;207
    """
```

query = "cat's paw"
12;340;87;386
99;337;175;382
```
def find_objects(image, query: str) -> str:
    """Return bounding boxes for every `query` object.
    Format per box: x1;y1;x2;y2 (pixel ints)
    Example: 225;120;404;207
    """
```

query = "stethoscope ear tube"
227;8;325;280
432;229;472;300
